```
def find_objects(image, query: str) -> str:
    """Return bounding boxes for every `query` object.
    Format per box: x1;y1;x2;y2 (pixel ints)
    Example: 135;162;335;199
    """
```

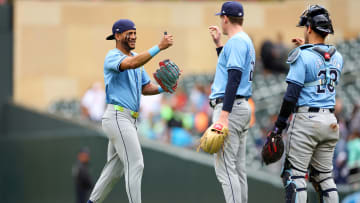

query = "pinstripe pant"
212;99;251;203
89;104;143;203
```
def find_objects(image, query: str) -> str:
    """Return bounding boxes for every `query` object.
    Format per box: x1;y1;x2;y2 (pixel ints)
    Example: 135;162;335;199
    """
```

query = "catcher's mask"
297;5;334;34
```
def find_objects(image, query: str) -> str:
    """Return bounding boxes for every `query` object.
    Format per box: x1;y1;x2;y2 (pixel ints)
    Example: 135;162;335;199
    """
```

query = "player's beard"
122;34;136;51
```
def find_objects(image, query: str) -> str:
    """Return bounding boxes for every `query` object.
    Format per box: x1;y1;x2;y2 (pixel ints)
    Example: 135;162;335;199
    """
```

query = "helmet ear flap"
297;15;308;27
297;8;309;27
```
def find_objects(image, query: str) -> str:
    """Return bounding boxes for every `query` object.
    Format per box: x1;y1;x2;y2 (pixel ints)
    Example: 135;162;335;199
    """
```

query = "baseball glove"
261;128;284;165
153;59;180;93
197;123;229;154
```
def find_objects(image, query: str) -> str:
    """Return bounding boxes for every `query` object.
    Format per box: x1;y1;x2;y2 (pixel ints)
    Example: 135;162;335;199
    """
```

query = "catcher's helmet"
297;5;334;34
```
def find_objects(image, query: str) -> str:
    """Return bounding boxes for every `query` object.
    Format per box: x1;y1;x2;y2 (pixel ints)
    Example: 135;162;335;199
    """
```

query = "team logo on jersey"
324;53;331;60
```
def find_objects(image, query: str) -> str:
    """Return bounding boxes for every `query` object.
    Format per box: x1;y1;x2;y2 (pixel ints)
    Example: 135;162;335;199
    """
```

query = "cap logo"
239;12;242;16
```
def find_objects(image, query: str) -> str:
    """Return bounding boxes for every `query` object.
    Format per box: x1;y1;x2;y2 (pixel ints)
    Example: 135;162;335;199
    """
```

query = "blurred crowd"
260;32;290;75
138;83;212;149
333;99;360;189
0;0;8;5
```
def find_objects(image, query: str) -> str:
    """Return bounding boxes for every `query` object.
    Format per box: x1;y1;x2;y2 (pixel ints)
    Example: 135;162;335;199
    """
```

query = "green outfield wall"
0;4;13;102
0;4;13;136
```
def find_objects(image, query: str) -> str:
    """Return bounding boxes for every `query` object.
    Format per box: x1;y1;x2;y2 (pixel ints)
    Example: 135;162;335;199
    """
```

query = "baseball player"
269;5;343;203
87;19;173;203
208;2;255;203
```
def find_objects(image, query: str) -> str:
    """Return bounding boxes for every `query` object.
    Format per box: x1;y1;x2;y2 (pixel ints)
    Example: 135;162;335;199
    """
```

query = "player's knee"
214;170;229;185
139;162;144;171
135;159;144;172
309;165;338;203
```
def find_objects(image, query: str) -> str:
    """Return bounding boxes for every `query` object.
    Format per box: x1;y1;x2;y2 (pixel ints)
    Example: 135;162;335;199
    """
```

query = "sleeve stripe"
227;66;244;71
286;79;304;87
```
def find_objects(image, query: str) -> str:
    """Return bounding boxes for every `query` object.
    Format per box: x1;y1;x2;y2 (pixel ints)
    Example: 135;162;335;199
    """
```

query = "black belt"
209;95;246;108
295;107;335;113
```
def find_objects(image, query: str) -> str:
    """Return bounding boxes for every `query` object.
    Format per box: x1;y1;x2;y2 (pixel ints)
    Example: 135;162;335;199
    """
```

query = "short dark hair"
227;16;243;26
317;31;328;38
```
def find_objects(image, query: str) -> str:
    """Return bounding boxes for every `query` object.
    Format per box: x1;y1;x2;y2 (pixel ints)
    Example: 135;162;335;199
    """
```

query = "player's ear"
115;33;122;41
223;15;229;24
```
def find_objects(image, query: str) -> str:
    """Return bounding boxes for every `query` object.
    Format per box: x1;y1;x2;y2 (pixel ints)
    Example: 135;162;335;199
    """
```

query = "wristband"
158;86;164;93
148;45;160;57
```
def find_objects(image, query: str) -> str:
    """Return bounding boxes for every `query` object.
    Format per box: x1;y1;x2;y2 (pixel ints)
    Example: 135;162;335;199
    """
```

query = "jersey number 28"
317;69;338;94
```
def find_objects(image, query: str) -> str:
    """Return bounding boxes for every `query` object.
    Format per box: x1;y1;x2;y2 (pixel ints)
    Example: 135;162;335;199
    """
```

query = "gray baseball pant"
212;98;251;203
89;104;143;203
283;107;339;203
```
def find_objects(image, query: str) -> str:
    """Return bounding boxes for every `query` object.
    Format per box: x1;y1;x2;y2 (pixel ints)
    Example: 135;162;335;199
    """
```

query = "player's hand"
209;26;223;48
215;110;229;129
158;32;174;50
291;38;305;47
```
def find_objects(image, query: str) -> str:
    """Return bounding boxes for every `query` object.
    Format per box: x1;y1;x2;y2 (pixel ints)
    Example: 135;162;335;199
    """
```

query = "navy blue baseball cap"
106;19;136;40
215;1;244;17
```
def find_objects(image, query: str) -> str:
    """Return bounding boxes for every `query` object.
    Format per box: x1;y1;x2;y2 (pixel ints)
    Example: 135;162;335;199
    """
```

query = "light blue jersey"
286;44;343;108
104;48;150;112
209;31;255;99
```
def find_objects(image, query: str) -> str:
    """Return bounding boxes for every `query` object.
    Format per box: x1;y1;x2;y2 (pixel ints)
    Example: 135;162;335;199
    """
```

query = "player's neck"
308;35;325;45
227;25;243;38
116;43;131;56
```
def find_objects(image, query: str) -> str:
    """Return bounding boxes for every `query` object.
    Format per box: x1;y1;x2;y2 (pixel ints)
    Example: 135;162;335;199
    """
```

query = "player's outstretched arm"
120;33;174;70
142;83;163;95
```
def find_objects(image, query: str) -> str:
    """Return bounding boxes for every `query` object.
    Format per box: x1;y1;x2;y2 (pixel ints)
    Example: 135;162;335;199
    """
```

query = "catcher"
87;19;179;203
262;5;343;203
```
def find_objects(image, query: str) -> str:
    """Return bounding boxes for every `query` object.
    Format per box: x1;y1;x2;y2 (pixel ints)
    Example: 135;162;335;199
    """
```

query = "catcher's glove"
153;59;180;93
197;123;229;154
261;127;284;165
